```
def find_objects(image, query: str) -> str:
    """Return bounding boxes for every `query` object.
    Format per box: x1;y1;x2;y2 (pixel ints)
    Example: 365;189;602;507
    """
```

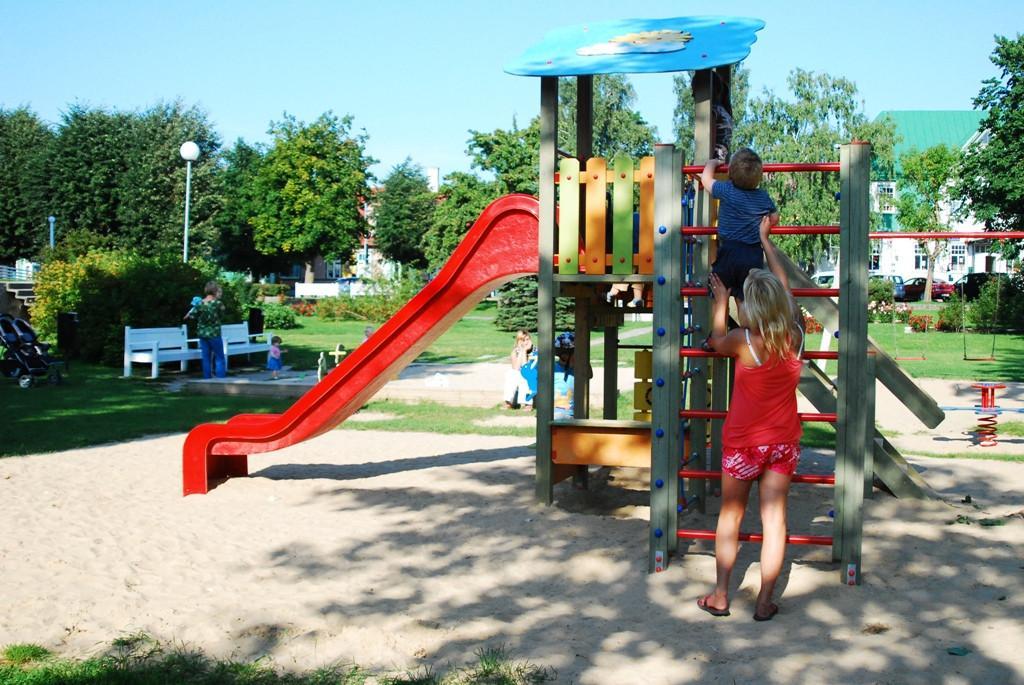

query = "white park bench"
123;325;201;378
123;322;272;378
220;322;272;371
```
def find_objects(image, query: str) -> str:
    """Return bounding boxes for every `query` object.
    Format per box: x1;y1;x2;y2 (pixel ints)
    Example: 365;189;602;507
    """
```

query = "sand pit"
1;427;1022;684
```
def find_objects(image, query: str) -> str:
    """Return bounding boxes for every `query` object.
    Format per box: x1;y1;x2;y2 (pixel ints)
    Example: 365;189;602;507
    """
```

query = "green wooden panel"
612;154;634;275
557;158;580;275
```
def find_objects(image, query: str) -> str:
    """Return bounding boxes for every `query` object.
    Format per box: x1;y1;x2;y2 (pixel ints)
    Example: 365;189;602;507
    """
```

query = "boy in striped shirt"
700;148;780;310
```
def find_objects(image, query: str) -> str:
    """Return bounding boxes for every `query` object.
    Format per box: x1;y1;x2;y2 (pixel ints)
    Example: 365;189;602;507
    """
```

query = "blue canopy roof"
505;16;765;77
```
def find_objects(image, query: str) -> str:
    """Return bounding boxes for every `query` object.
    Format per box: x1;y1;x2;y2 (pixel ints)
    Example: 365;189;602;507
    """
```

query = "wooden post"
836;141;871;585
708;67;730;490
649;144;683;572
536;76;557;504
688;69;713;513
864;352;876;499
573;75;594;488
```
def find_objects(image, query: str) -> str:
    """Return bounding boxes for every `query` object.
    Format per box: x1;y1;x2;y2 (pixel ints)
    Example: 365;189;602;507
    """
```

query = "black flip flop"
697;596;730;617
753;605;779;621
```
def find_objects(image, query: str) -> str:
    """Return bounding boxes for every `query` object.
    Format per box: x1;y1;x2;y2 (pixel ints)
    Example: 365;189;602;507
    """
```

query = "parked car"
811;271;835;287
869;273;905;301
901;277;955;302
953;272;997;301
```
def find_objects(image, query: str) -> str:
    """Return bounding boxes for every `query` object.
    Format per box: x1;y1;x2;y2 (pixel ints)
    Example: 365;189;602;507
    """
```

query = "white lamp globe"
179;141;200;162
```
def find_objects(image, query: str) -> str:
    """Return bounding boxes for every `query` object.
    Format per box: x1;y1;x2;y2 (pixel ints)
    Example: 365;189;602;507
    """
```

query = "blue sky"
2;1;1021;180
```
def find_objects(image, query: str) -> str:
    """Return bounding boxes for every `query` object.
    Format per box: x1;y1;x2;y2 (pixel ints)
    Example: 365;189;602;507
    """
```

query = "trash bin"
247;306;264;335
57;311;79;359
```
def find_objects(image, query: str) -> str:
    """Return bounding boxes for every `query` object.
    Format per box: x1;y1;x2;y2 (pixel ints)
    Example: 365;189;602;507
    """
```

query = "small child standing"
267;335;285;380
700;148;780;306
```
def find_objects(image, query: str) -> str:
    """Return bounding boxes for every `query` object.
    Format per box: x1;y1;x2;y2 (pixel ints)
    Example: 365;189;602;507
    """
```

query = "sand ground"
1;373;1023;684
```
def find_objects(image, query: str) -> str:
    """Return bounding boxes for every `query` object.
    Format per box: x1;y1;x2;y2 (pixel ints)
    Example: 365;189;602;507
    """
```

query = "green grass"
282;302;515;369
999;420;1024;437
4;364;295;457
352;400;535;437
0;638;554;685
6;303;1022;457
281;303;651;369
862;324;1024;381
2;644;51;665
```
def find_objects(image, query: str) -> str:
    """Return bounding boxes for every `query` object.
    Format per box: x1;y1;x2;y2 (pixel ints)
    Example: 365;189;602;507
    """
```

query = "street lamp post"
179;141;200;262
48;215;56;249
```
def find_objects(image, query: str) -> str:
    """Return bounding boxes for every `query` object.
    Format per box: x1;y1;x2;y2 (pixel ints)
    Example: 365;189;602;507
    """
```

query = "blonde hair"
742;268;798;363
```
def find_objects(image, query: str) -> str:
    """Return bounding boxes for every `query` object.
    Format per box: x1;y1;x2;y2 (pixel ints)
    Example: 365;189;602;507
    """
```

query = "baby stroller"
0;313;64;388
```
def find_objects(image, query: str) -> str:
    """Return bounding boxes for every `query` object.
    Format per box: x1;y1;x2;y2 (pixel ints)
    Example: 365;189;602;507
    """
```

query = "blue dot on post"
657;276;666;285
654;528;663;538
657;327;665;336
655;479;664;488
656;378;664;387
658;226;667;234
655;428;664;438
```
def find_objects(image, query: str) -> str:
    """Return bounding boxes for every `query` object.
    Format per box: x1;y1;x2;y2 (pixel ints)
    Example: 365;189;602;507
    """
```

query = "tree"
958;34;1024;256
216;139;290;279
0;107;54;263
466;119;540;196
895;145;961;301
250;112;374;282
735;69;897;265
116;102;222;259
672;64;751;160
47;102;222;259
373;159;436;268
422;171;499;271
558;74;657;158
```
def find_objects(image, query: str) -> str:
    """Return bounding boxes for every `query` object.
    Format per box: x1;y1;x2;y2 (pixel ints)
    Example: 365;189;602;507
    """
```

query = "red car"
901;277;955;302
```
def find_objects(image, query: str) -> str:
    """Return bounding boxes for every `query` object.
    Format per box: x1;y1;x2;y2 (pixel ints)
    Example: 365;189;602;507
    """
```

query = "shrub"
256;283;290;298
803;310;824;333
290;301;316;317
908;314;932;332
936;293;965;332
258;302;298;329
494;276;574;332
32;251;235;364
868;278;894;307
969;274;1024;332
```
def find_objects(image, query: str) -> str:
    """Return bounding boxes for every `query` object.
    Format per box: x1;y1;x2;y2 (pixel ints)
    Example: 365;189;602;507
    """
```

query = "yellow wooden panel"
634;381;652;410
634;349;652;378
638;156;655;274
584;157;607;275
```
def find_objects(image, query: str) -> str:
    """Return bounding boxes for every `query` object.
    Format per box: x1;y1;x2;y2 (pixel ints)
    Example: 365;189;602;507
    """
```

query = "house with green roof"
868;110;1009;287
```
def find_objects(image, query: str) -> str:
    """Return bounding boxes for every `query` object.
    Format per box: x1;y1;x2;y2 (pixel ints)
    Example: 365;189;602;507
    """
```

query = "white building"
868;111;1010;283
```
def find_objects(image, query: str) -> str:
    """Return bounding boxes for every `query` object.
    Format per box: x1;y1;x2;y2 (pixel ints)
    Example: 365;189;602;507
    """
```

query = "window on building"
950;242;966;271
870;242;881;271
914;244;929;270
876;182;896;213
325;259;343;280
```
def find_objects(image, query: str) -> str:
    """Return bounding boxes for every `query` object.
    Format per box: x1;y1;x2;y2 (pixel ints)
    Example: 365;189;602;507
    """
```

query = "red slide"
183;194;540;495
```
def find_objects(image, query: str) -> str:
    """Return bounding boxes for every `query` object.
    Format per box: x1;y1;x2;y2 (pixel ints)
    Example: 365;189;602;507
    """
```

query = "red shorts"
722;442;801;481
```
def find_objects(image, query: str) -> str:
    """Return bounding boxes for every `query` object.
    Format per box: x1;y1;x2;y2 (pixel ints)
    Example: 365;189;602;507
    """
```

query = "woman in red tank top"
697;216;805;622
